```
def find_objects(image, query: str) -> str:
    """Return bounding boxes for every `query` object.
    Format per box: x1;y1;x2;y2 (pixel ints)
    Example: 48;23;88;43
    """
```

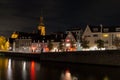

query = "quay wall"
40;50;120;66
1;50;120;66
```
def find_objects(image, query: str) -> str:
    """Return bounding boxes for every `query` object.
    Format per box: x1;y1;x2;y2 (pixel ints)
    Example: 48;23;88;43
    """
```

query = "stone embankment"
0;50;120;66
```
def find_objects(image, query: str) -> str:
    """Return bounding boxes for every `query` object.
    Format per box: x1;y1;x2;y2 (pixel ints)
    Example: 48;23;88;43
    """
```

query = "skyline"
1;0;120;37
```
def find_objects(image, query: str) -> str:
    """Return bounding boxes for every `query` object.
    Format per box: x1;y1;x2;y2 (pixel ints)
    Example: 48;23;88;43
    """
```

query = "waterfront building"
82;25;120;50
10;16;47;52
65;28;83;51
9;16;68;52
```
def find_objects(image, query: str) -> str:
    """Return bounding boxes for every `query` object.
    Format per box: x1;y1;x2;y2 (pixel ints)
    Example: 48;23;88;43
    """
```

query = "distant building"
65;28;83;51
9;16;67;52
38;16;46;36
82;25;120;50
66;27;83;42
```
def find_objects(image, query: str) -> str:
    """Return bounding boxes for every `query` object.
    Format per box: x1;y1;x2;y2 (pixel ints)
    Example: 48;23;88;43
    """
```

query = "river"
0;56;120;80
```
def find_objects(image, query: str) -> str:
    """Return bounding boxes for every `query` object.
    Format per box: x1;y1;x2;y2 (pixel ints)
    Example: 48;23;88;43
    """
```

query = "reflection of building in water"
30;61;36;80
60;69;72;80
60;69;78;80
7;59;13;80
22;61;27;80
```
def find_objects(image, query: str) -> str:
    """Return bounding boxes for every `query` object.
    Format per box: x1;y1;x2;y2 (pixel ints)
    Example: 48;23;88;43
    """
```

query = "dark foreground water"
0;57;120;80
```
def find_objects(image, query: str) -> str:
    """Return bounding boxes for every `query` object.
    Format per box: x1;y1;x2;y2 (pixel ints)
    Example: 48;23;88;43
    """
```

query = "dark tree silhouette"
95;39;104;49
113;37;120;49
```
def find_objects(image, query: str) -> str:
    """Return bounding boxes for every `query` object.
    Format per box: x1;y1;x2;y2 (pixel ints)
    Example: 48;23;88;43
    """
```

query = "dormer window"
103;28;109;32
93;28;98;32
116;28;120;31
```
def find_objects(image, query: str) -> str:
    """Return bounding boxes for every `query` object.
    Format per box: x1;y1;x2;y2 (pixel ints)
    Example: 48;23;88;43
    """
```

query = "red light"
66;39;70;42
30;61;36;80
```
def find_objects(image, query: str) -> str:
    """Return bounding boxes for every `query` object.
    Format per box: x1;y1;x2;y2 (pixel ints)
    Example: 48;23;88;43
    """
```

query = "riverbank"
0;50;120;66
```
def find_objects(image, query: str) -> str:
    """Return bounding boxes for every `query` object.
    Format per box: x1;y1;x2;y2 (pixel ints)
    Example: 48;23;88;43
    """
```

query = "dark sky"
0;0;120;37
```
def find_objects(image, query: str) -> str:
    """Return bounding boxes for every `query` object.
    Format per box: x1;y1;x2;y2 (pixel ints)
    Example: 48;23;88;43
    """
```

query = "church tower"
38;16;46;36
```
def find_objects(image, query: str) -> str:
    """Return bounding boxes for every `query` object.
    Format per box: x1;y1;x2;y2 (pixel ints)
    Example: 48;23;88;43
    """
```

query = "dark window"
93;28;98;32
93;34;98;37
103;28;109;32
116;28;120;31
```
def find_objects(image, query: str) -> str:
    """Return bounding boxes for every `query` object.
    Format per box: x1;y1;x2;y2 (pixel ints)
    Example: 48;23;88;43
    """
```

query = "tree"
95;39;104;49
59;41;64;51
70;40;76;48
48;40;54;51
0;36;10;51
113;37;120;49
81;39;89;49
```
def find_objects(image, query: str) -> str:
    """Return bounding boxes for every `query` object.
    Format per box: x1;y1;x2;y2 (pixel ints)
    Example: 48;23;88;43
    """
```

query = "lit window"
66;43;70;47
116;34;120;38
66;39;70;42
103;34;109;37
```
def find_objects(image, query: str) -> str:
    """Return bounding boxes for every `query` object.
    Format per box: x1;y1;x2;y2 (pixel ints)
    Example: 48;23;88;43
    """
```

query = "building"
9;16;68;52
82;25;120;50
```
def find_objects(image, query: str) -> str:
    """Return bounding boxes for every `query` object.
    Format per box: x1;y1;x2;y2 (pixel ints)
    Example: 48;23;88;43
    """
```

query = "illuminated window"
66;39;70;42
66;43;70;47
116;34;120;38
103;34;109;37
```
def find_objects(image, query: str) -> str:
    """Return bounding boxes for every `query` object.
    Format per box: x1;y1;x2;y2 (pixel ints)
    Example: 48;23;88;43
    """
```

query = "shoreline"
0;50;120;66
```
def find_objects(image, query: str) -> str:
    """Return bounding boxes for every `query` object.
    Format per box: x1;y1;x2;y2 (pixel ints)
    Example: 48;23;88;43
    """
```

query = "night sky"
0;0;120;37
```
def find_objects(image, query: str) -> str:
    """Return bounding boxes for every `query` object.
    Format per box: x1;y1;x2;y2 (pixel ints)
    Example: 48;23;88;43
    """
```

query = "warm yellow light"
103;34;108;37
64;69;72;80
103;76;109;80
11;32;18;38
38;26;45;36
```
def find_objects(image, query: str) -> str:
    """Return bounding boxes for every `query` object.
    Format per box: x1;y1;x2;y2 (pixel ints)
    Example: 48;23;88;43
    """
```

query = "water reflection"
7;59;13;80
30;61;36;80
0;57;41;80
22;61;27;80
61;69;72;80
0;57;120;80
103;76;109;80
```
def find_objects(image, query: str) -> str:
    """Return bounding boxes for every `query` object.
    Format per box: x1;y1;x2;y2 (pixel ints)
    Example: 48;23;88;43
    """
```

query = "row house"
82;25;120;50
9;31;67;52
9;28;83;52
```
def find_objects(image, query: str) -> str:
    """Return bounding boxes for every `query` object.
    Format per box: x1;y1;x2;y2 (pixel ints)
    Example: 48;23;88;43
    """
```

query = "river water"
0;56;120;80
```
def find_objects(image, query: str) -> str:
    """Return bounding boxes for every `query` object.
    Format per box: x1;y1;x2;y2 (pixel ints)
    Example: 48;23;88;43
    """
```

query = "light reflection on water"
7;59;13;80
22;61;27;80
0;57;120;80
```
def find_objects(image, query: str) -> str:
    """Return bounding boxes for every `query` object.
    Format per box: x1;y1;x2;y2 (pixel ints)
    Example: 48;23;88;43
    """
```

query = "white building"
82;25;120;50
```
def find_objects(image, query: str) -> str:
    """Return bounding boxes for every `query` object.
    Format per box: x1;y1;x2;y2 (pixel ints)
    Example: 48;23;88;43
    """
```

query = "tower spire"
39;16;44;26
38;9;46;36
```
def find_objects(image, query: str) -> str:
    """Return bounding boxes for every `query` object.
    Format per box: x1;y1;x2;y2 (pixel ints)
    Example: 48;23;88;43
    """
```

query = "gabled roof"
65;32;77;42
